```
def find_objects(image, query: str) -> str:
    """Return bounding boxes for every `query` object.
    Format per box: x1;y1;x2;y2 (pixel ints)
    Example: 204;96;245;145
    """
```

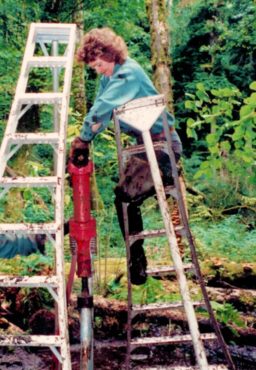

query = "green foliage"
211;301;245;328
185;82;256;193
22;189;54;223
172;0;256;133
0;1;44;137
19;253;53;276
20;287;54;327
191;215;256;262
107;276;181;304
0;1;255;330
198;301;245;336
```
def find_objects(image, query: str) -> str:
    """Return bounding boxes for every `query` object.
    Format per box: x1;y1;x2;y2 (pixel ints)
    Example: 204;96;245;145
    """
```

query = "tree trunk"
72;1;86;119
72;2;104;214
146;0;174;113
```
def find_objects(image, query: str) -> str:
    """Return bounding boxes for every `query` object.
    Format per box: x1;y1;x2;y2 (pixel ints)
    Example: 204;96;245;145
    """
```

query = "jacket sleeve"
0;234;38;259
80;71;140;141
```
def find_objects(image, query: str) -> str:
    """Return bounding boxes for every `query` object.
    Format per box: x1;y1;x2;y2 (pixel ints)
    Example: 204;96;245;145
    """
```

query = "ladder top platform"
31;22;77;43
114;95;166;132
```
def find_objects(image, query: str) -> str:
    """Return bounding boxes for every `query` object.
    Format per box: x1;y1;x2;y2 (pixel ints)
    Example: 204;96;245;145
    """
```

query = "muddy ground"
0;264;256;370
0;294;256;370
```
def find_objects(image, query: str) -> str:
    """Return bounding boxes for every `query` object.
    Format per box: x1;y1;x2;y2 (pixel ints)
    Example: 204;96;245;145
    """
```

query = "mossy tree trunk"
146;0;174;113
72;2;104;212
72;1;86;119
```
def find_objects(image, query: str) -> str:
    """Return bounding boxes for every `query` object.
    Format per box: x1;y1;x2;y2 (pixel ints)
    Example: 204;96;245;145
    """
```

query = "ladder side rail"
54;24;76;220
161;112;236;370
52;25;77;369
113;112;126;176
52;40;60;174
113;112;133;370
54;24;76;244
141;129;209;370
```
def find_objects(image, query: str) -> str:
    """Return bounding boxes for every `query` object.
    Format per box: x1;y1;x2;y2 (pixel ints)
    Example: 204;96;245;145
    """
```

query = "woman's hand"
91;122;102;132
69;137;90;167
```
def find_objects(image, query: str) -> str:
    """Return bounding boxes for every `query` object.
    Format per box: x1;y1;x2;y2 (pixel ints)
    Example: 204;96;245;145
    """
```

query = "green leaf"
185;93;195;99
232;126;244;140
185;100;196;110
240;104;254;118
196;90;210;102
249;81;256;91
101;133;114;141
220;141;231;152
196;82;205;91
187;117;195;126
244;92;256;105
211;89;221;97
206;133;219;145
186;127;198;140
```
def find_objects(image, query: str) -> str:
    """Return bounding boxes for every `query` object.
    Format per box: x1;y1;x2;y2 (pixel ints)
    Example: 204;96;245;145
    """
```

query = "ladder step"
131;333;217;348
147;263;194;276
28;56;67;68
129;225;186;243
19;92;63;105
132;301;204;316
0;176;58;187
6;132;59;144
0;275;59;288
0;222;57;234
0;335;62;347
135;365;228;370
122;141;167;157
7;132;59;144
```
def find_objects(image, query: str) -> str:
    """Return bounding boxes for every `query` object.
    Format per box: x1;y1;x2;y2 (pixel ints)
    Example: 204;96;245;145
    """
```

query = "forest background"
0;0;255;341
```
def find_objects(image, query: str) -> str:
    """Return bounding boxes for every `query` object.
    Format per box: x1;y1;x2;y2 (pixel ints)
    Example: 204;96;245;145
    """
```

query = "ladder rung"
147;263;194;276
7;132;59;144
0;176;58;187
28;56;67;68
131;333;217;348
0;335;62;347
0;275;59;288
129;225;185;243
122;141;167;157
0;222;57;234
136;365;228;370
19;92;63;105
94;339;126;349
132;301;204;316
6;132;59;144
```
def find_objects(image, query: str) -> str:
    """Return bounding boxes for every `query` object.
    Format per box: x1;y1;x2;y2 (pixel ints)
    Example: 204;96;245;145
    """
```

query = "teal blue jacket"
80;57;181;148
0;234;38;259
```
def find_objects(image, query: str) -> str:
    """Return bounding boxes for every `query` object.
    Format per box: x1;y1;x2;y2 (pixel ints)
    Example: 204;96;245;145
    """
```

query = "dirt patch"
0;283;256;369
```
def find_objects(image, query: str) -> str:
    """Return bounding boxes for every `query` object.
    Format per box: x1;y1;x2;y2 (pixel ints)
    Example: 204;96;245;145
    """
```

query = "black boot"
129;243;147;285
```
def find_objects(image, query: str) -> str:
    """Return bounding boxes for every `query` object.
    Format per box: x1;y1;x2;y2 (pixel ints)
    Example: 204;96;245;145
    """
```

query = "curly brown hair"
76;27;128;65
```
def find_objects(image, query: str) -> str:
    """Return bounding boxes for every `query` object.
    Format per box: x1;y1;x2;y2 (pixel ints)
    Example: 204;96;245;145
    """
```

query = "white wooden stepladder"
0;23;77;370
113;95;236;370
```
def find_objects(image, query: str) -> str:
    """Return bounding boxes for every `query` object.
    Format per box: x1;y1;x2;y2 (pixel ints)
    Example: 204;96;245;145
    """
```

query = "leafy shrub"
185;82;256;195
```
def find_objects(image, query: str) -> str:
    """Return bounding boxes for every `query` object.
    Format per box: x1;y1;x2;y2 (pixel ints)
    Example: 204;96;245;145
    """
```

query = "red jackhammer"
67;145;96;370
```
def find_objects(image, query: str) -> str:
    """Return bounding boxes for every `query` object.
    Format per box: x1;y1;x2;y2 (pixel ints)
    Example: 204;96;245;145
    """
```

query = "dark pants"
114;144;181;284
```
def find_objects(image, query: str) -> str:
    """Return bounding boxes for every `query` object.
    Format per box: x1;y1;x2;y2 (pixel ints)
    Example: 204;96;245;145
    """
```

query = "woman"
70;27;182;285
